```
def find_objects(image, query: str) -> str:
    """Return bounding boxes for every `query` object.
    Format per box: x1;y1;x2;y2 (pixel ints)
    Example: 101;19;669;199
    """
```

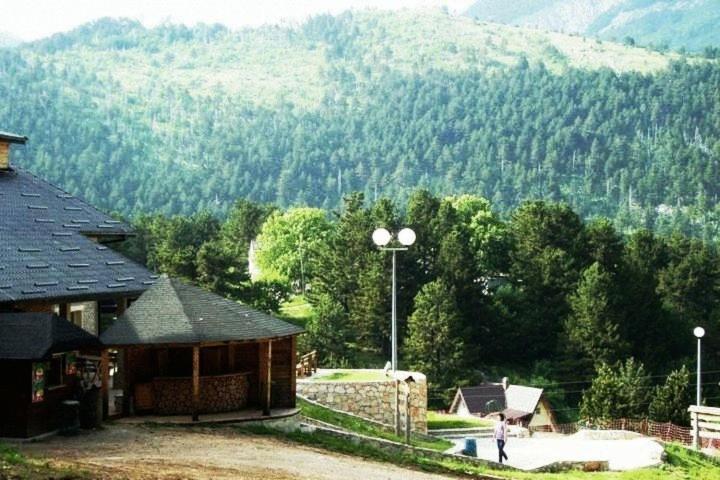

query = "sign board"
31;362;46;403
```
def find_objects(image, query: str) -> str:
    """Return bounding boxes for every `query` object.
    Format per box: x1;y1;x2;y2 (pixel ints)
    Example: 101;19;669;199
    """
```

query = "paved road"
459;432;664;470
20;424;458;480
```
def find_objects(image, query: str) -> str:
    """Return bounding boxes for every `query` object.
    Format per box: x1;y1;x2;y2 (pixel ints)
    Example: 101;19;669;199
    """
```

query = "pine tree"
305;293;352;366
565;262;629;366
579;358;651;423
649;366;692;426
405;280;465;390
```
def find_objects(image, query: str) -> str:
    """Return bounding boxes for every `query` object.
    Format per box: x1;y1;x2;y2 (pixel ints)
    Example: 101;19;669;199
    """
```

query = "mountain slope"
464;0;720;51
23;10;674;109
0;9;719;240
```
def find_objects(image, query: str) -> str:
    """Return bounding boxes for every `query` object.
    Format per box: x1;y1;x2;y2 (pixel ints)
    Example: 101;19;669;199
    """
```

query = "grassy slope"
427;411;494;429
279;295;313;328
298;397;452;451
23;9;678;111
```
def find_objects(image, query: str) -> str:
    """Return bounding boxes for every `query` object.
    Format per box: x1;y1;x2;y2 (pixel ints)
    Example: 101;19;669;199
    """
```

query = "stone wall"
152;372;249;415
297;370;427;433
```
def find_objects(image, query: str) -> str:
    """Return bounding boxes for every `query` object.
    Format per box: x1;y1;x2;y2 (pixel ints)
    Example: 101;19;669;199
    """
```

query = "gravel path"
19;424;457;480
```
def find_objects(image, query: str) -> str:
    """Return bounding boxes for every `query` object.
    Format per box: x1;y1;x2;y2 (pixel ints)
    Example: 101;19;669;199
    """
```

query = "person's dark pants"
497;439;508;463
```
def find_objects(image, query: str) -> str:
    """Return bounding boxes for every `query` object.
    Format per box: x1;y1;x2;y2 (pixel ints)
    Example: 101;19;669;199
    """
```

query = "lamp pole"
373;227;416;436
372;227;416;372
693;326;705;450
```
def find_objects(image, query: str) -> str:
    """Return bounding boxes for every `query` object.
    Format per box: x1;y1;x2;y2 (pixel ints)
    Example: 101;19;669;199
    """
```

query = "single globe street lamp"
372;227;416;373
693;326;705;449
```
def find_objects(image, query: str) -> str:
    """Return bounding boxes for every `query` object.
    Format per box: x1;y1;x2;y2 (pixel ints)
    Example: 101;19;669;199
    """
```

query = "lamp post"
693;326;705;450
371;227;416;373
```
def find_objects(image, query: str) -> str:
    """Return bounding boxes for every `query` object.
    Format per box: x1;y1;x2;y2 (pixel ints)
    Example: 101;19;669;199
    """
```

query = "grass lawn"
246;422;720;480
278;295;313;328
427;411;494;430
312;369;390;382
239;421;720;480
0;442;90;479
298;397;452;452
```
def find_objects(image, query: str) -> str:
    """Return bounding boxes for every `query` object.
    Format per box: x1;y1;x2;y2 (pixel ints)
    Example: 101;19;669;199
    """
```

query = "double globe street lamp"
372;227;416;373
693;326;705;450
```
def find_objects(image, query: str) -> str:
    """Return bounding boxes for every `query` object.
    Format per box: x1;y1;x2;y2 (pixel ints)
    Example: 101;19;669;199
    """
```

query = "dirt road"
19;424;458;480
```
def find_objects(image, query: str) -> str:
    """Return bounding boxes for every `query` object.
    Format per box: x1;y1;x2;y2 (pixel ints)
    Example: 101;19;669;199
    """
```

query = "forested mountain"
1;9;720;239
464;0;720;52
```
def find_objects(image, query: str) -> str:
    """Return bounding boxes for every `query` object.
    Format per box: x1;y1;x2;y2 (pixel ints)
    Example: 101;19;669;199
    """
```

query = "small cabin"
449;379;558;431
0;313;102;438
100;276;304;420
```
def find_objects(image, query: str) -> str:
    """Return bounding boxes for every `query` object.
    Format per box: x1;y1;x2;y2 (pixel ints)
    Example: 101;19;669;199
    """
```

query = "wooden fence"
296;350;318;378
689;405;720;449
530;418;695;446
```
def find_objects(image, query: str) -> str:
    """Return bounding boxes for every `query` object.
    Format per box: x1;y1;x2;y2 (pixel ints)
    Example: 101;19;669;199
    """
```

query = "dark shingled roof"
0;312;102;360
458;384;507;415
0;131;27;144
0;167;157;304
101;276;304;346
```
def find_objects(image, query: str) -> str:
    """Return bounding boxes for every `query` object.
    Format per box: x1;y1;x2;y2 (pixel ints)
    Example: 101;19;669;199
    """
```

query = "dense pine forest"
119;192;718;423
1;10;720;241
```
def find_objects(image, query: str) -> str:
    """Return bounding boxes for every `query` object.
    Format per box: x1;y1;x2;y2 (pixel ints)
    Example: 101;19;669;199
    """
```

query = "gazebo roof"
100;276;304;346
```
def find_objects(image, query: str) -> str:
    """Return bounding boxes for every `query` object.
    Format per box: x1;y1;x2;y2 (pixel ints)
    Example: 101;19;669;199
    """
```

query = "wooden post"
259;340;272;415
116;298;128;316
100;349;109;420
58;303;69;320
405;383;411;444
228;343;236;372
192;345;200;422
394;378;400;436
290;336;297;407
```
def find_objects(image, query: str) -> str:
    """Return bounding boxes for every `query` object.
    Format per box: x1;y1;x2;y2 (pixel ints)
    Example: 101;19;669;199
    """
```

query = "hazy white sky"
0;0;475;41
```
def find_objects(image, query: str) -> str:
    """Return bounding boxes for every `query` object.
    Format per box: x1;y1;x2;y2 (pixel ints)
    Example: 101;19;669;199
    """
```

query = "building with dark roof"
101;276;304;420
0;132;155;437
449;378;558;431
0;313;103;438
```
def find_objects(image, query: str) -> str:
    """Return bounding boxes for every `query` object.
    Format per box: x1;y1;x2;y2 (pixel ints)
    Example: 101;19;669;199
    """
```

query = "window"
69;309;83;327
46;354;65;388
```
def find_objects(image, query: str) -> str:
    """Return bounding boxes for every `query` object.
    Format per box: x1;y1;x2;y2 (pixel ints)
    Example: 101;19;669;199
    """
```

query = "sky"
0;0;475;41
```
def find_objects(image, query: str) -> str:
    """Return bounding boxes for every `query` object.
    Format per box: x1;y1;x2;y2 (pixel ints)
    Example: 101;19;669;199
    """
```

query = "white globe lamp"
372;228;392;247
397;228;416;246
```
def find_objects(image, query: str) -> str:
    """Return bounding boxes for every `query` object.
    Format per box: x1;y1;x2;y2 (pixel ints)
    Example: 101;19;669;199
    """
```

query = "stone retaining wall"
297;370;427;433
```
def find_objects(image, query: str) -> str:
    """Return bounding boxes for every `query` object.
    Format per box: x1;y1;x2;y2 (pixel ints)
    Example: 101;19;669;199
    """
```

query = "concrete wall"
297;370;427;433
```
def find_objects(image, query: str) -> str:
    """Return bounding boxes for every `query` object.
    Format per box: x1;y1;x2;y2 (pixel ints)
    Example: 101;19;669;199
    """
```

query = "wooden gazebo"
100;276;303;421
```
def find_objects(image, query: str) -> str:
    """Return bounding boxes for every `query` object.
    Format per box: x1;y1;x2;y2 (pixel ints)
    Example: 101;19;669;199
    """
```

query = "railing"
296;350;318;378
689;405;720;449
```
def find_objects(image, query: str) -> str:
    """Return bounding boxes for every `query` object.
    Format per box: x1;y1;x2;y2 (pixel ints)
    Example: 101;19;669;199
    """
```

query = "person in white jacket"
493;413;508;464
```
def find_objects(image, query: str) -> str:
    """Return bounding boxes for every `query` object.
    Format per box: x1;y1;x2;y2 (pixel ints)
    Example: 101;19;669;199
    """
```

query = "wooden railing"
296;350;318;378
689;405;720;449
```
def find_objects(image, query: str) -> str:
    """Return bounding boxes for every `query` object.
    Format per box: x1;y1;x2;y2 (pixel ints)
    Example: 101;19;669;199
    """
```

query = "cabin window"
47;354;65;388
69;309;83;327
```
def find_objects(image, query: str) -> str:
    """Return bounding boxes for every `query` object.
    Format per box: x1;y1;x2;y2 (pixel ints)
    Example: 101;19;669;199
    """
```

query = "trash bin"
60;400;80;436
80;387;101;429
461;437;477;457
